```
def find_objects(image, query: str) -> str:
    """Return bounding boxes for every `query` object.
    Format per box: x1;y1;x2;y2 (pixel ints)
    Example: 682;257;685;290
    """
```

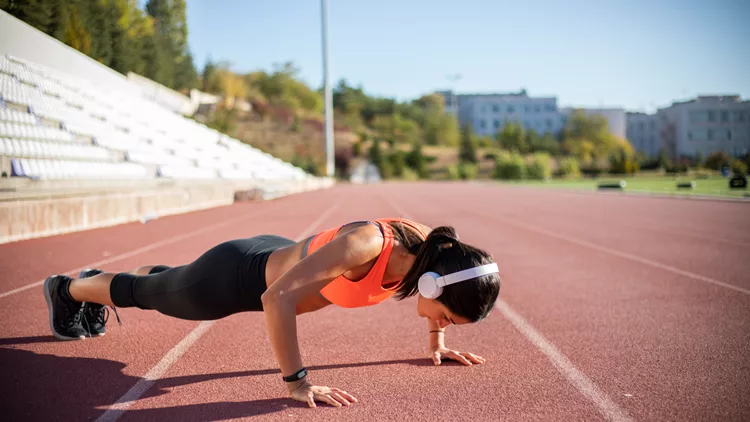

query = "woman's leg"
68;265;173;307
68;273;117;307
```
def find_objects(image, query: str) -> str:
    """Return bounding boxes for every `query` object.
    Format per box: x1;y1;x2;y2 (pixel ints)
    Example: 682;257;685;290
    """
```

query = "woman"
43;218;501;408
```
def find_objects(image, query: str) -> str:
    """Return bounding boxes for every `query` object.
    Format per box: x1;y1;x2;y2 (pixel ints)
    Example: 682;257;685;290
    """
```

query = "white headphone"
418;263;499;299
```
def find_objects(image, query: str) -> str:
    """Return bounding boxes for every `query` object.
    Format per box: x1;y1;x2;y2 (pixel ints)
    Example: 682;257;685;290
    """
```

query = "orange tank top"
303;218;428;308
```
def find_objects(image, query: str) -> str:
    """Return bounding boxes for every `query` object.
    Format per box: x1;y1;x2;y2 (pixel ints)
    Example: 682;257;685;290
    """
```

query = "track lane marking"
378;189;633;421
496;300;634;422
95;201;341;422
485;212;750;296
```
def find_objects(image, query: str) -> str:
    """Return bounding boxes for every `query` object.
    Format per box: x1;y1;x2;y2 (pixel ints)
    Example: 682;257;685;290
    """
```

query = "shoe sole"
77;269;107;337
43;277;85;341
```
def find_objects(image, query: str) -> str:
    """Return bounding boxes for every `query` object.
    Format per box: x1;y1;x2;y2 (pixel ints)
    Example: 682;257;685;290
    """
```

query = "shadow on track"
1;339;438;420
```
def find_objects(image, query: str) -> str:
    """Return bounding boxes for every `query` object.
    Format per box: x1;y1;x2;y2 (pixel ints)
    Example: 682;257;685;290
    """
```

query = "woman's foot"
78;269;110;336
43;275;87;340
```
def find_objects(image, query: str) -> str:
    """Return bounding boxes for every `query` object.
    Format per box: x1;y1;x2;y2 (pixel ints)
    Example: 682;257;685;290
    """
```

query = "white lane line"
382;189;633;421
95;321;215;422
496;300;634;422
1;206;282;300
95;201;341;421
489;213;750;296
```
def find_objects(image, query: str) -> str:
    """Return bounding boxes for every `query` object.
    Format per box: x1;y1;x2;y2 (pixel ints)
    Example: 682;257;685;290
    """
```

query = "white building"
440;90;564;138
440;90;627;140
657;95;750;159
626;112;662;158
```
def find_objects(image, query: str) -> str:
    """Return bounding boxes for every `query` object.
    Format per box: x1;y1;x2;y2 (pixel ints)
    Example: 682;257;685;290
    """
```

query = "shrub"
731;159;748;176
557;157;581;178
401;167;419;181
493;152;526;180
389;151;406;177
609;149;640;175
405;142;428;178
704;151;732;170
447;164;460;180
448;162;478;180
526;153;554;180
483;151;499;161
459;162;478;180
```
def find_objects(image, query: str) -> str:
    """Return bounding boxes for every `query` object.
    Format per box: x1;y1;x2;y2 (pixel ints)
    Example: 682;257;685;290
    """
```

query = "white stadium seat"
1;54;312;181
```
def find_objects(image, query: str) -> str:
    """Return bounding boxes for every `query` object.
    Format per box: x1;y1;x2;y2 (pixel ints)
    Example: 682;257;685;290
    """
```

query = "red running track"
1;183;748;421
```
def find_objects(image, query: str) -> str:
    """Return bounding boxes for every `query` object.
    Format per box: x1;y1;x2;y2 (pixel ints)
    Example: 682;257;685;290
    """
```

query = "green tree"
459;123;478;163
62;4;91;55
2;0;52;34
145;0;196;90
389;150;406;177
406;141;428;179
368;138;384;173
497;121;527;152
48;0;70;41
525;130;539;153
704;151;732;170
84;0;114;66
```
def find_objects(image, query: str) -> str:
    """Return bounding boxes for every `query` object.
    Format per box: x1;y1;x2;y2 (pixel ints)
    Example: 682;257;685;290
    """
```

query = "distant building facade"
626;112;662;158
656;95;750;159
439;90;626;141
439;90;564;138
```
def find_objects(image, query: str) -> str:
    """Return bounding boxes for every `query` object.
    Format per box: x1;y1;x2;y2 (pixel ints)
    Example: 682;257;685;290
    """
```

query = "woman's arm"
428;319;446;360
260;225;382;402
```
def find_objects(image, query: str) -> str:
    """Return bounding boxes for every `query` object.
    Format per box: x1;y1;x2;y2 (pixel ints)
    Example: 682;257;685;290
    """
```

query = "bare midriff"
263;221;430;315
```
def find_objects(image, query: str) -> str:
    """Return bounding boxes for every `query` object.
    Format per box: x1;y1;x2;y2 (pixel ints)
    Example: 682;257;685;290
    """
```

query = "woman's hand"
431;346;486;366
290;381;358;408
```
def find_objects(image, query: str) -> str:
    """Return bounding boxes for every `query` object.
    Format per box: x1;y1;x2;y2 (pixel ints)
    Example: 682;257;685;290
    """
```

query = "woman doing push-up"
43;218;501;408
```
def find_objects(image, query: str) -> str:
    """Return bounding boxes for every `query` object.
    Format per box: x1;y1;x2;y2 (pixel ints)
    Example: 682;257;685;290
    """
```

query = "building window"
494;119;500;129
727;129;732;140
707;129;713;140
534;105;540;113
492;105;499;113
720;110;729;123
688;131;692;140
479;120;486;129
508;105;515;113
735;111;745;122
546;119;552;128
649;121;656;129
639;122;645;130
481;105;486;113
708;110;716;122
690;111;707;123
524;106;530;112
545;104;555;112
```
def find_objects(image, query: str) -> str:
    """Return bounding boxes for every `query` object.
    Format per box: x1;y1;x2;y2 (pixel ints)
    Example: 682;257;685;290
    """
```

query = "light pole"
321;0;334;177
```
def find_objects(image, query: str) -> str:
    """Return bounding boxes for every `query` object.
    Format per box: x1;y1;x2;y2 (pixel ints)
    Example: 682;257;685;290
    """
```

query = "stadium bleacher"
0;54;311;182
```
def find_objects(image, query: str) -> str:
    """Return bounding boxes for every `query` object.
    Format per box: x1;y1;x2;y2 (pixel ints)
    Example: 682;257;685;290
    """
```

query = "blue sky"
184;0;749;113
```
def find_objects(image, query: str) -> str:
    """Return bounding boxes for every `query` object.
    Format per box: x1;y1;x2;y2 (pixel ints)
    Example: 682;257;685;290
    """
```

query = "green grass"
502;175;750;199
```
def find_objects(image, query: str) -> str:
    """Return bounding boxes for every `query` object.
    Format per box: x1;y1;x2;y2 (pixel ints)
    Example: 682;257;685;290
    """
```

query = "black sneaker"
43;275;87;341
78;269;110;337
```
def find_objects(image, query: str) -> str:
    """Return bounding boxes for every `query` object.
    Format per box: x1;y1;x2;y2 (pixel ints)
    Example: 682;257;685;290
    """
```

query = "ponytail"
392;224;501;322
393;226;462;300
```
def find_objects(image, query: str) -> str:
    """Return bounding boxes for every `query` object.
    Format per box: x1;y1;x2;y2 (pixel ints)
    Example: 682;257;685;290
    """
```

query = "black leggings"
109;235;295;321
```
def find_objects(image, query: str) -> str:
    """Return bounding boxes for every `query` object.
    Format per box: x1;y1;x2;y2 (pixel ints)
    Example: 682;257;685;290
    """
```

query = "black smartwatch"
282;367;308;383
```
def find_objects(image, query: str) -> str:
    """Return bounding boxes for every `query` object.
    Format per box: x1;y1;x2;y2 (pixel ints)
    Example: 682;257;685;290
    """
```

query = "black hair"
390;223;500;323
